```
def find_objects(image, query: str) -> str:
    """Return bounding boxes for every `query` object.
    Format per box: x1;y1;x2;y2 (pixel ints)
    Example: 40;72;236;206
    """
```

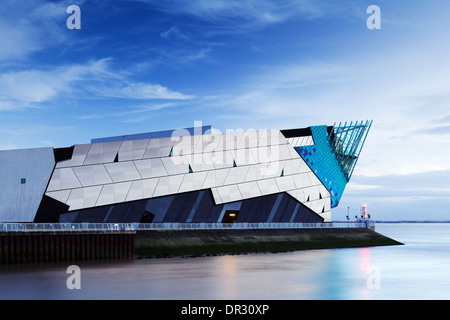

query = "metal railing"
0;221;373;233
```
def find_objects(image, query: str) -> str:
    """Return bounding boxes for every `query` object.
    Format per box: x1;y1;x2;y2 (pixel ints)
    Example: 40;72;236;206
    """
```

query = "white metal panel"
134;158;168;179
47;167;82;191
172;134;201;156
96;181;132;206
223;166;249;185
83;141;122;165
118;139;150;161
210;150;234;169
286;189;306;203
73;164;113;187
256;177;280;196
125;178;159;201
275;175;296;192
161;156;189;175
210;187;222;204
195;133;222;153
215;184;242;203
292;173;313;189
142;138;174;159
243;163;267;182
237;181;261;199
201;168;229;189
237;129;259;149
188;152;216;172
230;148;257;166
269;144;292;161
104;161;142;182
178;171;208;193
46;190;71;204
153;174;184;197
66;144;91;167
66;186;103;211
262;160;285;179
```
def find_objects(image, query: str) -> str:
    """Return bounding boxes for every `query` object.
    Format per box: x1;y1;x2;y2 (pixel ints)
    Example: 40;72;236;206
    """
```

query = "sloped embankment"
134;228;402;258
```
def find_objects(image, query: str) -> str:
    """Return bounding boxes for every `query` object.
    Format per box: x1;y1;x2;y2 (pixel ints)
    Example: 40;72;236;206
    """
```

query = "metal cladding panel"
188;153;216;172
46;190;71;204
153;174;184;197
83;141;122;165
142;138;174;159
125;178;159;201
230;148;257;166
96;181;132;207
0;147;55;222
161;156;189;175
118;139;151;161
56;144;90;168
178;171;208;193
202;168;229;189
223;166;249;185
73;164;113;187
256;177;280;195
134;158;168;179
105;161;142;182
237;181;262;199
237;130;259;149
275;175;297;192
172;134;201;156
66;186;103;210
244;163;268;182
47;167;82;191
211;150;234;169
214;185;242;203
194;133;223;154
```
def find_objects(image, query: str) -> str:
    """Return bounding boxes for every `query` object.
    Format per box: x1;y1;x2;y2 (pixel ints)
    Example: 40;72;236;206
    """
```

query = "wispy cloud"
0;58;193;111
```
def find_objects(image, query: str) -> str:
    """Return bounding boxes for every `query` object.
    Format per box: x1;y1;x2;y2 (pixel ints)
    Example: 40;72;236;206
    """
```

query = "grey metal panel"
134;158;168;179
230;148;257;166
194;133;222;154
83;141;122;165
202;168;229;189
56;144;90;167
263;160;285;179
243;163;268;182
66;185;103;211
188;152;216;172
46;190;71;204
256;177;280;196
270;144;293;161
153;174;184;197
237;129;259;149
125;178;159;201
286;189;306;203
223;166;249;185
0;147;55;222
73;164;113;187
47;167;82;191
275;175;296;192
172;134;201;156
211;150;234;169
292;173;314;189
104;161;142;182
214;184;243;203
118;139;151;161
96;181;132;207
161;156;190;175
237;181;261;199
142;137;175;159
178;171;208;193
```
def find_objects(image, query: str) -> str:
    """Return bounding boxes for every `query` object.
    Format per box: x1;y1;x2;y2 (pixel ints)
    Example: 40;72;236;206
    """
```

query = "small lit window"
21;178;26;184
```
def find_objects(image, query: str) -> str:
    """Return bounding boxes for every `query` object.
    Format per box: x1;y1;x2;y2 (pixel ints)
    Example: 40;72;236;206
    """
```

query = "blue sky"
2;0;450;221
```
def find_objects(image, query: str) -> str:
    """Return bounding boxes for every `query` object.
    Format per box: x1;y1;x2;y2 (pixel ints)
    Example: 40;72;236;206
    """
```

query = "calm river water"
1;223;450;300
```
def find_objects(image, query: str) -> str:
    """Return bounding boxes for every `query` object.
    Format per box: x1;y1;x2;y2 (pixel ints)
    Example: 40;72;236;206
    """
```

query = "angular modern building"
0;121;372;224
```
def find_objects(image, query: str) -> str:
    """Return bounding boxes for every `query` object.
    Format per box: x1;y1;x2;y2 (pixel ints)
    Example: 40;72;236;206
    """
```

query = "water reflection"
2;224;450;300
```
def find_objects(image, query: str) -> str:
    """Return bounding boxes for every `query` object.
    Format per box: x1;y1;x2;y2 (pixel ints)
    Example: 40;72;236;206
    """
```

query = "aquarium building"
0;121;372;224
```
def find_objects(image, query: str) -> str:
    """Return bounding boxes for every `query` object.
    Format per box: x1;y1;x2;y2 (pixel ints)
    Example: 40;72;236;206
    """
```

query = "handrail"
0;221;373;233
